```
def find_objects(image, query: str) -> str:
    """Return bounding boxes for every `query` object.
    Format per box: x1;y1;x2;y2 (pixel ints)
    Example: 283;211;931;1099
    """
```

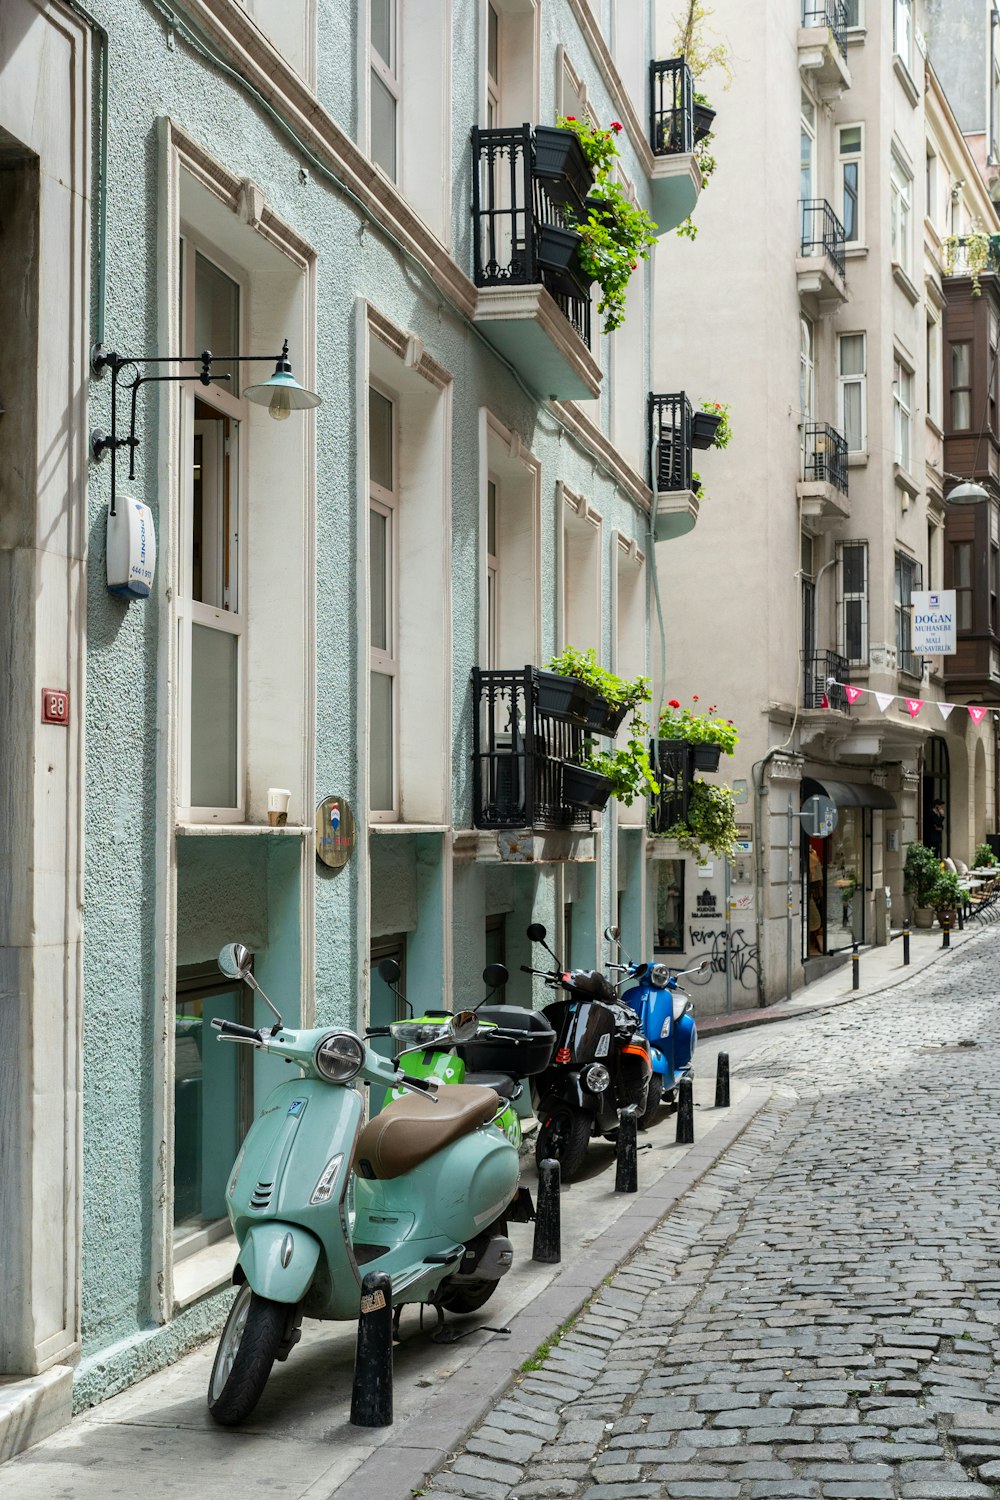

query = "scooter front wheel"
639;1073;664;1130
535;1104;591;1182
207;1282;288;1426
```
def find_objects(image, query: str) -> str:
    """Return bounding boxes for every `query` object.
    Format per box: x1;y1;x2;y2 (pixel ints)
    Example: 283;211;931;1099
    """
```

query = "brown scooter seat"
353;1084;501;1180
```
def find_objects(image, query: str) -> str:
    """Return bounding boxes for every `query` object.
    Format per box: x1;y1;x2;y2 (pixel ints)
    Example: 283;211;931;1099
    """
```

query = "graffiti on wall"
685;927;760;990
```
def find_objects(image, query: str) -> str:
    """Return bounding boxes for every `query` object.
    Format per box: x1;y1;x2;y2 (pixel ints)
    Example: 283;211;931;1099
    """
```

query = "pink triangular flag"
820;691;829;709
906;698;923;718
969;705;989;723
938;703;955;721
874;692;894;712
844;685;864;704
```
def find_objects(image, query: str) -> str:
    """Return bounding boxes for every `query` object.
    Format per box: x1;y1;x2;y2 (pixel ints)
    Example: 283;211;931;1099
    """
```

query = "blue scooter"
604;926;706;1128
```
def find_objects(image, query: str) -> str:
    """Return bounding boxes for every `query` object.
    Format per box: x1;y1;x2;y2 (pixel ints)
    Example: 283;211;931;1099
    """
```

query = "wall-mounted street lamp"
90;341;321;599
944;472;991;505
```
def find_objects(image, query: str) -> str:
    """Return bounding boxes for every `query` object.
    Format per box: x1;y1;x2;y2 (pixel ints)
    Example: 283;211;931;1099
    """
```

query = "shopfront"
801;777;895;959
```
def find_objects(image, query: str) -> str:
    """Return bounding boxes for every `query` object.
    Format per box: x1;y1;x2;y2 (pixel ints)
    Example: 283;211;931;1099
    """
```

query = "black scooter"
521;923;652;1181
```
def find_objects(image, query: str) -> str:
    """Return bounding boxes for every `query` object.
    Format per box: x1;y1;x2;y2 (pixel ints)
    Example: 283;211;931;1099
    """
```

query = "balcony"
648;58;702;235
649;392;698;541
472;667;599;837
648;740;694;835
471;125;602;402
797;199;848;312
798;422;850;529
798;1;852;99
803;651;852;711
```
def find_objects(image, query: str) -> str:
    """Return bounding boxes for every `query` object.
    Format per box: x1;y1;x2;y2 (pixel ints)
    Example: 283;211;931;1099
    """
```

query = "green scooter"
206;943;520;1427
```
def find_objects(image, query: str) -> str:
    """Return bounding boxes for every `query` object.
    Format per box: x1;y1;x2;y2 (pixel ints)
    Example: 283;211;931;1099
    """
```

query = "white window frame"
486;474;499;669
800;315;815;426
893;355;913;470
927;312;943;428
890;150;912;276
837;540;869;666
369;383;399;822
837;123;864;245
176;234;248;824
800;92;816;209
837;332;867;453
893;0;912;71
370;0;400;181
486;1;500;128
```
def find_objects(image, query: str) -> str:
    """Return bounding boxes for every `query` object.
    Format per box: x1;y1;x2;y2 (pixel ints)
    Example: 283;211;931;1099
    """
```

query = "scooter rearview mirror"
698;958;710;973
378;957;401;985
218;942;253;981
603;925;620;943
448;1009;479;1044
526;923;547;942
482;962;508;991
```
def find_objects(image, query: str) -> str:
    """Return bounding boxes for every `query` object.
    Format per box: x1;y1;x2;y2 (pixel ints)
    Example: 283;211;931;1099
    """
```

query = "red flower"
668;699;680;709
566;115;576;122
692;695;699;702
610;121;623;133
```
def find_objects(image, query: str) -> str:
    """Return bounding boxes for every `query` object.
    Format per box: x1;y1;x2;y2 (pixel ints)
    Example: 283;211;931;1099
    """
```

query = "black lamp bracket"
90;341;290;516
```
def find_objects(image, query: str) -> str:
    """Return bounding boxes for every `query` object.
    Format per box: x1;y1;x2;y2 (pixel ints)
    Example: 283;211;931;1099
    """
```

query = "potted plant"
941;228;1000;297
577;733;660;807
657;777;738;861
658;697;739;771
973;842;998;870
561;761;614;811
930;869;964;929
533;667;595;725
555;116;658;333
535;223;594;299
547;647;652;736
532;124;595;206
693;93;716;143
904;841;941;928
691;399;732;450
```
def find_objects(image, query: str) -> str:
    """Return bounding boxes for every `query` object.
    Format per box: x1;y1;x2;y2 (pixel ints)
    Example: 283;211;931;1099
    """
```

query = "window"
992;543;999;634
952;541;974;631
991;311;999;434
893;358;913;470
369;387;397;817
800;316;815;424
236;0;314;81
893;0;912;70
178;241;246;819
950;341;972;430
370;0;399;180
486;2;500;127
927;314;942;427
801;533;815;668
486;477;498;668
653;861;684;953
838;333;866;451
174;963;253;1254
800;93;816;208
895;550;922;675
890;151;912;275
843;0;861;23
925;145;937;226
838;541;869;665
992;59;1000;165
838;125;863;244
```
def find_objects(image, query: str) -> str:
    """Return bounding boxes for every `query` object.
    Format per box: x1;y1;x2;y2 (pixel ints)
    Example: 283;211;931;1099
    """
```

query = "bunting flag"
820;691;829;708
938;703;955;721
822;682;997;722
969;705;989;724
844;685;864;704
874;692;895;713
906;698;923;718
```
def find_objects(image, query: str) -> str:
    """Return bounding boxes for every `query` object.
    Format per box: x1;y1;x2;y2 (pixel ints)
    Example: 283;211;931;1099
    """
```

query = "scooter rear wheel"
535;1104;591;1182
437;1278;501;1314
207;1282;288;1426
639;1073;664;1130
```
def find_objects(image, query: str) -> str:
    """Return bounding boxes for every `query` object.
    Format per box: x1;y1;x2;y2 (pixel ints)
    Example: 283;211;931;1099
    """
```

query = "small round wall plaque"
316;796;356;869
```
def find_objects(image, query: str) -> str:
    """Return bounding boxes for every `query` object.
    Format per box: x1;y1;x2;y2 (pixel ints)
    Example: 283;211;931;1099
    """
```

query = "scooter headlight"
389;1019;450;1045
315;1030;365;1082
650;964;671;989
584;1063;611;1093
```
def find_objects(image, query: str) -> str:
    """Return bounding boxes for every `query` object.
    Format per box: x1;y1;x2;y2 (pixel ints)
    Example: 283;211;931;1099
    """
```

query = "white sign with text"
911;590;957;655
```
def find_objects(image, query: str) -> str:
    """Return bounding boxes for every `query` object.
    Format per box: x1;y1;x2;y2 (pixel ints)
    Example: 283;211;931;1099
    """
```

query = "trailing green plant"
942;228;1000;297
903;841;941;908
930;868;964;914
580;734;659;806
672;2;732;239
547;646;651;717
700;399;732;449
974;841;998;869
661;778;739;861
658;696;739;754
556;116;658;332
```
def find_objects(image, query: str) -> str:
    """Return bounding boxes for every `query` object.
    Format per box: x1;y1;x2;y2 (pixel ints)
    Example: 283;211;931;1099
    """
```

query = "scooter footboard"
235;1223;322;1304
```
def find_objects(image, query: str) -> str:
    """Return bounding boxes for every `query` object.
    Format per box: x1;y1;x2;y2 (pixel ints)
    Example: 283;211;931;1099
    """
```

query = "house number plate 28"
42;689;70;725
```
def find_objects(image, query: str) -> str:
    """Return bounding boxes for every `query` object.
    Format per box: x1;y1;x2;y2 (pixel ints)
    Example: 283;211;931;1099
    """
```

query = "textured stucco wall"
80;0;656;1385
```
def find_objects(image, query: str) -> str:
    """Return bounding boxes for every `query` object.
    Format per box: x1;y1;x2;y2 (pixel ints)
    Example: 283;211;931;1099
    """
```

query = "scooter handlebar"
212;1019;265;1042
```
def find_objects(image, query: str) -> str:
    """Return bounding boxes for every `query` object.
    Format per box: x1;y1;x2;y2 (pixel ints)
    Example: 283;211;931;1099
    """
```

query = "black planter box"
536;223;593;300
692;743;722;772
534;669;594;726
693;103;716;144
691;410;723;449
533;126;595;209
585;696;630;738
562;763;613;811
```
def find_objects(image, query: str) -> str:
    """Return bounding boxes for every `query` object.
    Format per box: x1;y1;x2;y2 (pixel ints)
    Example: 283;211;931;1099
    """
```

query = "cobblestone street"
428;927;1000;1500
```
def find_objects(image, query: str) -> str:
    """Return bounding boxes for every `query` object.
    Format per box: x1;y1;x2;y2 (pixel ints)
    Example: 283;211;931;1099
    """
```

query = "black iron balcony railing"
650;57;694;156
649;740;694;835
802;422;849;494
802;651;851;711
472;667;593;831
649;392;693;492
944;233;1000;279
800;198;846;278
801;0;849;58
471;125;592;348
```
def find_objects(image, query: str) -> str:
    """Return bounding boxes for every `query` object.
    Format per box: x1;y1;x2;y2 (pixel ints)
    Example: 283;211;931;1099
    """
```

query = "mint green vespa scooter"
206;943;520;1427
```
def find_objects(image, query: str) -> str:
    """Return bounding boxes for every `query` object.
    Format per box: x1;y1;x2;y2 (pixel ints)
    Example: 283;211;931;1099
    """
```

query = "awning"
802;775;896;811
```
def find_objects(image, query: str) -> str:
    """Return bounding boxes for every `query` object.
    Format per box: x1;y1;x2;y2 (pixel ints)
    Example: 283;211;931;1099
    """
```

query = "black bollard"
615;1106;638;1193
350;1271;393;1427
675;1077;694;1145
902;925;910;965
532;1158;561;1264
957;901;965;931
942;912;951;949
851;942;860;990
714;1052;730;1109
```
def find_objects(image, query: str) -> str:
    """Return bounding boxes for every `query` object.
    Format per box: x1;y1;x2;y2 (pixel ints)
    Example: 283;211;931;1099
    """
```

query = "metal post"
902;924;910;965
851;941;860;990
676;1077;694;1144
350;1271;393;1427
615;1107;639;1193
786;795;794;1002
714;1052;730;1109
942;912;951;949
532;1159;561;1263
957;900;965;931
724;856;733;1016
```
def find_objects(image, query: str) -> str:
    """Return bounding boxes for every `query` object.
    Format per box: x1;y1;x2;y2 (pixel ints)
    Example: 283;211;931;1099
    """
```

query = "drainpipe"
59;0;109;353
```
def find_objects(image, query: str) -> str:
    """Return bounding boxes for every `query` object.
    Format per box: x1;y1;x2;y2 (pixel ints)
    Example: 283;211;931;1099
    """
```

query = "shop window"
653;861;684;953
174;963;253;1255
